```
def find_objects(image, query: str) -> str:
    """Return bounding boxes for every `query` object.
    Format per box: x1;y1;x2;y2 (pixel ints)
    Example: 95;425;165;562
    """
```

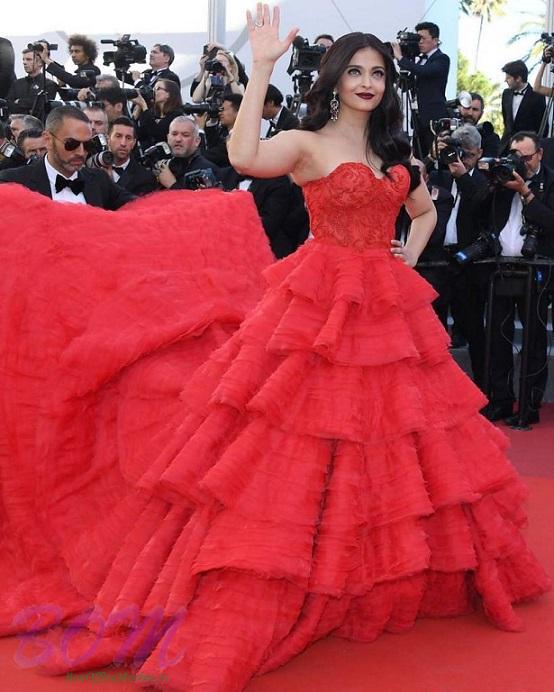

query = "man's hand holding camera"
156;160;177;189
502;170;534;203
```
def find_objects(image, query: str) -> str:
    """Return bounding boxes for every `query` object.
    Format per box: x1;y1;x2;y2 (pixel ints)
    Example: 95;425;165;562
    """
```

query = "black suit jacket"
115;158;157;196
118;67;181;90
478;122;501;157
500;87;546;151
398;49;450;126
265;107;299;137
476;163;554;258
7;75;59;114
429;166;488;249
46;61;100;90
0;158;135;210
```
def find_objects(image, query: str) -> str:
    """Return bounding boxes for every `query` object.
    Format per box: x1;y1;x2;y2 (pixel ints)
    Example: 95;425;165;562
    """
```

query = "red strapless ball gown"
0;165;550;692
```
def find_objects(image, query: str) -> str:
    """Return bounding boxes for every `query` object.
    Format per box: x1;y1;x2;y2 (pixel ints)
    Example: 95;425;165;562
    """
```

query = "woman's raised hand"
246;3;299;65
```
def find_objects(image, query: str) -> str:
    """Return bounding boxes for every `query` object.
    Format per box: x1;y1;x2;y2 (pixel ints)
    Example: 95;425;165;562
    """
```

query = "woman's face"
335;47;386;114
153;81;170;105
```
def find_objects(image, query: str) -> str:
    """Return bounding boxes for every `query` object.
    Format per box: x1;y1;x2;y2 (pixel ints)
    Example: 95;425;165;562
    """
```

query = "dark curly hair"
68;34;98;63
302;32;414;182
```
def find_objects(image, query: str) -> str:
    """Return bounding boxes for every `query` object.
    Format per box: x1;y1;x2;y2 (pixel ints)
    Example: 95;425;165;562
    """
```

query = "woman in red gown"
0;4;550;691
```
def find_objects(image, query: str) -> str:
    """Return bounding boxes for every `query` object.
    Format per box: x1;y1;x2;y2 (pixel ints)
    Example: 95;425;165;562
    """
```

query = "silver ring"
255;20;263;28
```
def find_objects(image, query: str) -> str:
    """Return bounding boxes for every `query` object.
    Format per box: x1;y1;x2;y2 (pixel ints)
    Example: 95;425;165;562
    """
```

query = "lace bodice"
302;162;410;251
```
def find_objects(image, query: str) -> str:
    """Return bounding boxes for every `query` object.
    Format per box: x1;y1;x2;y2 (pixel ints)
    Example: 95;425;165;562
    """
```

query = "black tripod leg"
515;266;535;428
482;269;497;400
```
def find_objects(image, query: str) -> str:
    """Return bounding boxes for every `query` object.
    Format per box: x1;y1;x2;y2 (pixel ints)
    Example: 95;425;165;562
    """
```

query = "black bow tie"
513;88;527;96
55;174;84;195
112;166;126;175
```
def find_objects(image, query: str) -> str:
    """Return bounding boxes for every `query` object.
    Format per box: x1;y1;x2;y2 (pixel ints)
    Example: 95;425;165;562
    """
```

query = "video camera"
477;153;527;185
396;29;420;59
27;41;58;53
287;36;326;75
101;35;147;71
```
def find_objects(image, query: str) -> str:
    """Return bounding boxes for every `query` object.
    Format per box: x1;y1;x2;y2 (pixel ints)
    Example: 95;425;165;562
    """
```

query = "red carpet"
0;408;552;692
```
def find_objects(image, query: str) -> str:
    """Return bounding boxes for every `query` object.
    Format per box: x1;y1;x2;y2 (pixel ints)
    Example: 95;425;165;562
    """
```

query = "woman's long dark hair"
302;32;413;179
155;79;183;117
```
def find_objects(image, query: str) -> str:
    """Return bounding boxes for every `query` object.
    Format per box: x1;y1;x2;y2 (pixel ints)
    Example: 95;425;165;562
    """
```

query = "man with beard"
107;116;156;195
459;92;500;157
0;105;134;209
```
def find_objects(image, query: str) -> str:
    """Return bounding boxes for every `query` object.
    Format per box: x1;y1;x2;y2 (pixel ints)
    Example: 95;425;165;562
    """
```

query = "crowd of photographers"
0;26;554;426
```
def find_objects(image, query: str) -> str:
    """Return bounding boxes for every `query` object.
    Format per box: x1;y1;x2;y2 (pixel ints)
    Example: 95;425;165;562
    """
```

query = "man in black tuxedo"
123;44;181;91
500;61;546;153
37;35;100;92
262;84;299;138
107;116;156;196
0;105;134;210
423;125;489;389
460;92;500;157
392;22;450;157
477;131;554;425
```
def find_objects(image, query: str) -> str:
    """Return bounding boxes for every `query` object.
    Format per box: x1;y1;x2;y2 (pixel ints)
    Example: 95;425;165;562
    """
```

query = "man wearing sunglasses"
477;131;554;426
0;105;135;209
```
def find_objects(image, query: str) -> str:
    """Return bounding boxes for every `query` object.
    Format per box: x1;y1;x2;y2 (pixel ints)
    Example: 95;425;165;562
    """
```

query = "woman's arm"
533;61;554;97
228;3;301;177
391;180;436;267
192;74;209;103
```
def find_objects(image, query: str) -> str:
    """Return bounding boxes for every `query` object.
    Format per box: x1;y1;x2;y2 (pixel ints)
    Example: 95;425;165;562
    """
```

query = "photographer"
191;49;245;103
0;105;134;209
262;84;299;137
132;79;183;150
37;34;100;92
83;105;108;136
500;61;545;152
202;94;242;168
156;115;225;191
478;131;554;425
122;43;180;90
107;116;156;196
391;22;450;156
96;87;128;123
7;114;43;144
460;92;500;157
17;128;47;161
6;47;58;115
426;124;489;389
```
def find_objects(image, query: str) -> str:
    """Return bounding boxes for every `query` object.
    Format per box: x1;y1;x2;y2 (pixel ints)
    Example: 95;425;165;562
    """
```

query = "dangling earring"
330;91;340;121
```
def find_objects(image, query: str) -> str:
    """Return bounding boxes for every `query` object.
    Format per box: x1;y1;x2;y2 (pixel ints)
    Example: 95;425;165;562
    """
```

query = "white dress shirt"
111;157;131;184
512;83;529;121
499;194;524;257
444;168;475;246
44;155;86;205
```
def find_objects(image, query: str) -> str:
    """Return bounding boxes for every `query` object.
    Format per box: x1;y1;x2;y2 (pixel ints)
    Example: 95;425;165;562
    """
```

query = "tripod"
398;70;423;160
538;63;554;138
30;59;51;123
289;71;315;119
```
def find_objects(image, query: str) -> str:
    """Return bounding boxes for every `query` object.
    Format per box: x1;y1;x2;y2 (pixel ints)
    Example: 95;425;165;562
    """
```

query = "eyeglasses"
51;132;96;153
510;150;538;162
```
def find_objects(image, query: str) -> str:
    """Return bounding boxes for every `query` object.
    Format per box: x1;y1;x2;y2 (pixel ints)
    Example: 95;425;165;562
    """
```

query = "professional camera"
477;153;527;184
205;59;226;75
287;36;326;75
27;41;58;52
445;91;472;118
0;140;26;167
396;29;420;59
141;141;172;168
438;136;464;165
179;167;220;190
431;117;462;136
101;35;147;71
48;100;105;112
453;231;502;265
520;221;542;259
85;134;114;168
182;102;222;119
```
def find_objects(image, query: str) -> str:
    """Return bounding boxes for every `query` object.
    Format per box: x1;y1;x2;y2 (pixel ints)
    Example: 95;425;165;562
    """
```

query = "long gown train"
0;164;550;691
